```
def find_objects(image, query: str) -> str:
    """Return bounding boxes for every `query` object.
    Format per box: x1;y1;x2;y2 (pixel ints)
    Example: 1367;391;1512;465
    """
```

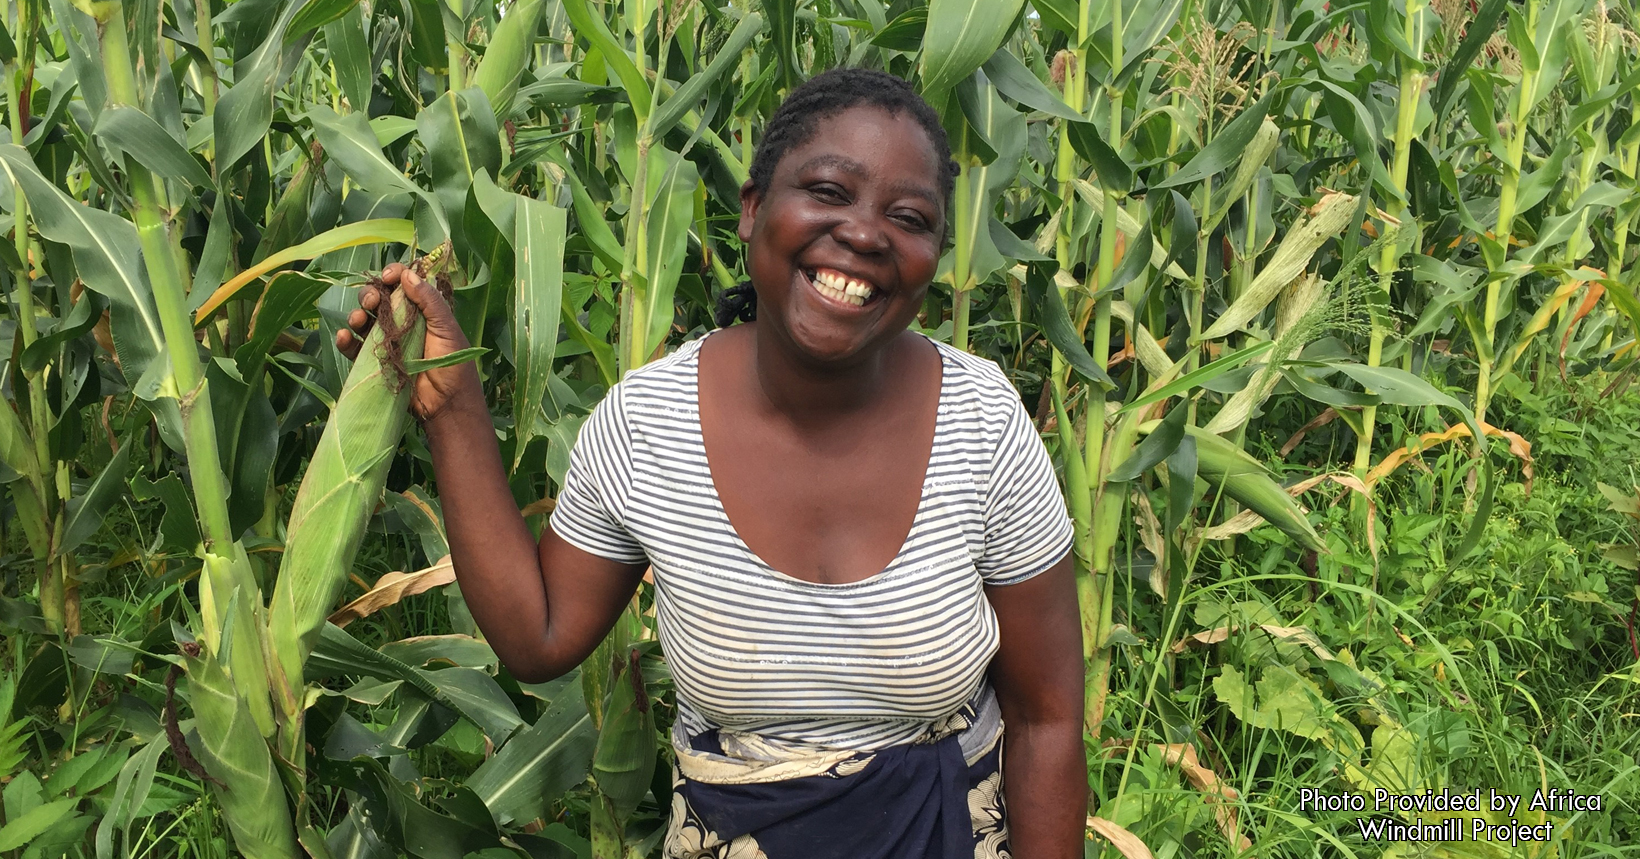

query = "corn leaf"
194;219;416;323
919;0;1026;101
513;198;568;467
469;686;596;826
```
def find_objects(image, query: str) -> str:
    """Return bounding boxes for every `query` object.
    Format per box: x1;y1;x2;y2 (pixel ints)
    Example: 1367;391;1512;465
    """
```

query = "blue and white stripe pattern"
551;332;1073;752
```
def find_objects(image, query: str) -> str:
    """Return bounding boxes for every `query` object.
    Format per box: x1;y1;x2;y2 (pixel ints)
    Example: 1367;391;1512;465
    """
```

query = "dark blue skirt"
663;704;1009;859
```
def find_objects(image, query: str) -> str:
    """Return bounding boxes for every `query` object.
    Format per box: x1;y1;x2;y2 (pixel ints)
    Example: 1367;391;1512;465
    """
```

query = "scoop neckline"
689;330;952;589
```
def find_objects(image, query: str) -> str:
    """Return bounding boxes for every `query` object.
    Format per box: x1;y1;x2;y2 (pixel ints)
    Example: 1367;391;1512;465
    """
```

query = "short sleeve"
549;387;648;564
977;396;1074;586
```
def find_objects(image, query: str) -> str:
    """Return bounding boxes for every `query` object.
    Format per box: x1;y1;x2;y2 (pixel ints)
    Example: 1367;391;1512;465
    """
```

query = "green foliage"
2;0;1639;855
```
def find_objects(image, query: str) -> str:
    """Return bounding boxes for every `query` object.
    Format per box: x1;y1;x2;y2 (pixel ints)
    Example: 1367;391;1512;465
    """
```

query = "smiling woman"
339;69;1086;859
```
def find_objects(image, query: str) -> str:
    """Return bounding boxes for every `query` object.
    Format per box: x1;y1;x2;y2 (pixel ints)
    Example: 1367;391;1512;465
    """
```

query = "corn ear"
267;287;425;700
183;646;299;859
591;648;656;820
1139;421;1326;551
1195;192;1356;342
1211;118;1281;224
1204;274;1327;433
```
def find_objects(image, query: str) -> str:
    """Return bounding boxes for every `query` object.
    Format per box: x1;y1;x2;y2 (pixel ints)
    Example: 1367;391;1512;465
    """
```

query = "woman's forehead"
777;106;941;193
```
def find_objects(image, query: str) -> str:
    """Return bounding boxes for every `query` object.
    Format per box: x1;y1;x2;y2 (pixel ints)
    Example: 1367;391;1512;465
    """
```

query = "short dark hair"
718;69;958;327
747;68;959;206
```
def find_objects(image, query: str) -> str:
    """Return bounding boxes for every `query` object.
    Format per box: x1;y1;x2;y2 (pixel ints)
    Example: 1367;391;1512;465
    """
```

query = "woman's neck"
742;323;917;428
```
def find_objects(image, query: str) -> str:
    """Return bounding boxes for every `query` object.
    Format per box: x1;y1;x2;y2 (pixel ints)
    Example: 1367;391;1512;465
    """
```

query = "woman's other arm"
339;264;647;683
987;552;1087;858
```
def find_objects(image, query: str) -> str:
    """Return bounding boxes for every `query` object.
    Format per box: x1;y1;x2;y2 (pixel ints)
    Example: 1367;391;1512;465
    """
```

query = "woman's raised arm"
338;264;647;683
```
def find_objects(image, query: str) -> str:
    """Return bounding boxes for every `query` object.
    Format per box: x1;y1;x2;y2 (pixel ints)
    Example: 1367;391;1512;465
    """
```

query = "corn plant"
2;0;1639;855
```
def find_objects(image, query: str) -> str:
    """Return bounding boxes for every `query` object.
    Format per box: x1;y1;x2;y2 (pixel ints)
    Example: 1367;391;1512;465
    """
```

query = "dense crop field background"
2;0;1639;855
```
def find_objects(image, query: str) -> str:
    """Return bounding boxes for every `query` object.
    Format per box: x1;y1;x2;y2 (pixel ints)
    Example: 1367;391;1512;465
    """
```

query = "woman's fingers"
335;327;361;360
397;270;465;341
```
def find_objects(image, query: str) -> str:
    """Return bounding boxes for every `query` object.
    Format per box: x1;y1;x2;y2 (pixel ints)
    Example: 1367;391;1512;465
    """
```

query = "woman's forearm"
1002;716;1087;858
422;370;558;678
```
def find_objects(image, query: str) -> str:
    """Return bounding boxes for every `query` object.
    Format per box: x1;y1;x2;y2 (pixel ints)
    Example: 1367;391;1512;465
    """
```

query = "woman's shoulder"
922;336;1028;418
596;334;710;407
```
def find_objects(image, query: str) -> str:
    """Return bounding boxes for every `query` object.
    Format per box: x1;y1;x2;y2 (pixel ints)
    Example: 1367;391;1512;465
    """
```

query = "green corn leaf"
308;624;524;744
1326;363;1494;559
1113;0;1187;86
92;107;213;187
322;5;372;112
59;439;131;558
1120;341;1276;415
195;218;416;322
213;0;309;171
0;145;163;388
288;0;363;42
649;14;765;140
307;105;422;200
919;0;1026;101
512;197;567;468
982;48;1083;120
1026;265;1114;388
1153;89;1276;190
469;686;596;825
191;193;234;304
232;272;335;378
639;149;701;361
19;290;105;374
403;346;488;374
417;88;502;257
473;0;548;119
1432;0;1507;118
1068;121;1133;192
559;0;652;121
1107;401;1187;482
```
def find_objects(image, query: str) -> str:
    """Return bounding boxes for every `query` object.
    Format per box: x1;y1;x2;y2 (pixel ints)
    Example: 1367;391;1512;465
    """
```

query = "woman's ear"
737;179;761;243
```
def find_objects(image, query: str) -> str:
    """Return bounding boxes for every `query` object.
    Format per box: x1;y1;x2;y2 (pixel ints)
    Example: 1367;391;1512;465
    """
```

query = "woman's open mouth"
802;267;880;308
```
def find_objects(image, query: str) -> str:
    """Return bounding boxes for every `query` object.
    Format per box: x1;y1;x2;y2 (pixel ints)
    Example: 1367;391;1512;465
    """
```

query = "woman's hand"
334;262;478;423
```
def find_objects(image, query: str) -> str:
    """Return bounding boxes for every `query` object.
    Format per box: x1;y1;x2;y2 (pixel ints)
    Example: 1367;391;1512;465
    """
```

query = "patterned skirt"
662;696;1010;859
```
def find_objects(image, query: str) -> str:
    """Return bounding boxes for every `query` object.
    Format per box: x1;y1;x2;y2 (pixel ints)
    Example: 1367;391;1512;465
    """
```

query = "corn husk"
267;287;425;698
184;646;299;859
1195;192;1356;342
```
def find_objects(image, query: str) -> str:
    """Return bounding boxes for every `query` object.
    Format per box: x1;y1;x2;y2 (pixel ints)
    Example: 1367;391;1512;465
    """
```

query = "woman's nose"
831;211;890;255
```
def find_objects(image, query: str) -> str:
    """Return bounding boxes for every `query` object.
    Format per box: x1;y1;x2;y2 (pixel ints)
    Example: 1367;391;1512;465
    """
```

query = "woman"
339;68;1086;859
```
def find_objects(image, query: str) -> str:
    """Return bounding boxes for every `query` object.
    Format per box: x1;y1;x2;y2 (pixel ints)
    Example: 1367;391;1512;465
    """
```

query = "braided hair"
714;68;959;328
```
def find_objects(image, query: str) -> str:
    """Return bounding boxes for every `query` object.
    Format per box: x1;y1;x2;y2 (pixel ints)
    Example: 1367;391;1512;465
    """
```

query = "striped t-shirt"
550;332;1073;752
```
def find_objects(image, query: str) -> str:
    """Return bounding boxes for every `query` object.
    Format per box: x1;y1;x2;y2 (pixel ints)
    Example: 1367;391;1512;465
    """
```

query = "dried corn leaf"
1170;622;1335;662
1154;743;1253;851
328;557;456;628
1366;421;1532;493
1279;408;1341;457
1086;817;1155;859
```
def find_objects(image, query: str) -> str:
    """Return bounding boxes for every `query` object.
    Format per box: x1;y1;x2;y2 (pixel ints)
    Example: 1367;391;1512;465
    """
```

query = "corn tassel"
267;286;426;710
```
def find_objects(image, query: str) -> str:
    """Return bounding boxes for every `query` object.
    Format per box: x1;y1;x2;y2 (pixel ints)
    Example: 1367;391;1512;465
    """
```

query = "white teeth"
810;269;874;306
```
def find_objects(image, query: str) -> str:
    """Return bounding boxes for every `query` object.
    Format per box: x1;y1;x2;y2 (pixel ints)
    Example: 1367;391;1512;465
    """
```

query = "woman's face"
738;104;945;366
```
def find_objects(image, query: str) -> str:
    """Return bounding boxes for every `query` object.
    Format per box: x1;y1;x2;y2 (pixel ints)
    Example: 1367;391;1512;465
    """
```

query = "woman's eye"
809;185;847;202
894;213;930;231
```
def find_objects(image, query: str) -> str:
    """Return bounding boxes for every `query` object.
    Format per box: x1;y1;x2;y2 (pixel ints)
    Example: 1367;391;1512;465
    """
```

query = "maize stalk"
266;264;432;724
